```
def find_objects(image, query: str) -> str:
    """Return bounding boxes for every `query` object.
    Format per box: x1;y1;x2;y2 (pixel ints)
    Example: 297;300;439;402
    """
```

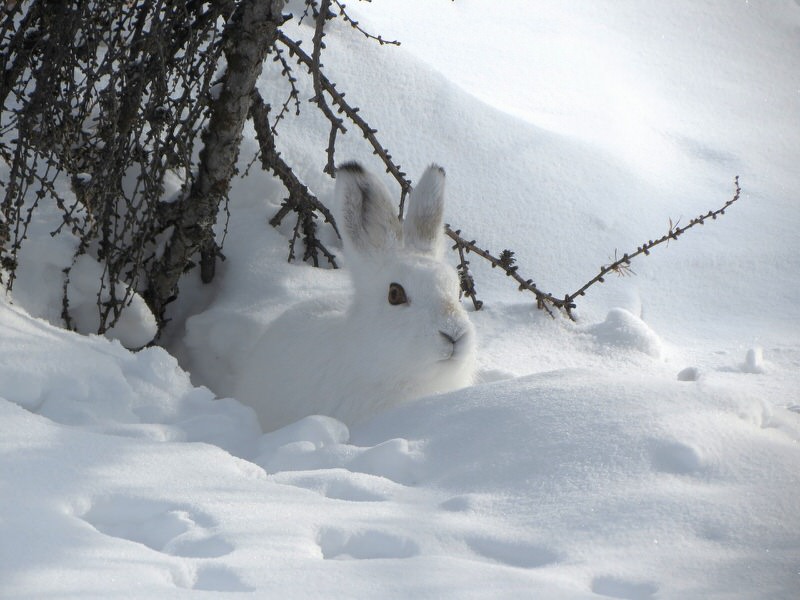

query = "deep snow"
2;1;800;598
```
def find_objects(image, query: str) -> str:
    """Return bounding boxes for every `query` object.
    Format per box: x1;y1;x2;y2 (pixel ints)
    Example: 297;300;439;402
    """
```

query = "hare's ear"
335;162;402;256
403;164;446;258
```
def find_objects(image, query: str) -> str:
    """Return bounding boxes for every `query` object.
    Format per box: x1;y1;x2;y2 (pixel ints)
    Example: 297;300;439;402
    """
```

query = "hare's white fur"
235;162;476;432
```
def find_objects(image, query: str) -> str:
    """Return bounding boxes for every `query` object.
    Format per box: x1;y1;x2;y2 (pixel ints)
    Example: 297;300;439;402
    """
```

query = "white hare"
235;162;476;431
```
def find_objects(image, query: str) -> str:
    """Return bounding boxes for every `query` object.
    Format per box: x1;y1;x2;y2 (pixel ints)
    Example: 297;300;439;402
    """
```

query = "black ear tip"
430;163;446;176
337;161;364;175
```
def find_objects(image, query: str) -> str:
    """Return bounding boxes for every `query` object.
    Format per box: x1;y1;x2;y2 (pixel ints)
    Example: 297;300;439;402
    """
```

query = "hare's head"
334;162;476;394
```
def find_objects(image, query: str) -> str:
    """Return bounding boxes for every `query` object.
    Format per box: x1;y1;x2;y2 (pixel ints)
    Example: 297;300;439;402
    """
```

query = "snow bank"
2;299;798;598
0;299;260;456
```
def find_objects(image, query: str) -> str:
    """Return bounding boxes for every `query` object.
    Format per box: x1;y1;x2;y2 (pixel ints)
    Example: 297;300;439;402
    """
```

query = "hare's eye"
388;282;408;306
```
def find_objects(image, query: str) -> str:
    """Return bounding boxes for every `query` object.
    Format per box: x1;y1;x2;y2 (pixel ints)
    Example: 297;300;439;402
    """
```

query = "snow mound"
257;414;350;458
677;366;701;381
0;299;260;457
2;295;800;598
741;346;766;374
588;308;664;358
255;414;423;486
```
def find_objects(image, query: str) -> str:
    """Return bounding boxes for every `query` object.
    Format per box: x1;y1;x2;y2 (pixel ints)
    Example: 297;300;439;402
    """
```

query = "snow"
2;1;800;598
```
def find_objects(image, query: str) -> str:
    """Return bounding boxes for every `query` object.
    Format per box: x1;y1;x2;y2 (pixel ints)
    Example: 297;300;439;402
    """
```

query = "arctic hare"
235;162;476;431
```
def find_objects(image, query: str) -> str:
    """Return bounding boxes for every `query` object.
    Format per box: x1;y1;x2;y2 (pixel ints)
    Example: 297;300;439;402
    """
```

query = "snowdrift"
2;299;799;598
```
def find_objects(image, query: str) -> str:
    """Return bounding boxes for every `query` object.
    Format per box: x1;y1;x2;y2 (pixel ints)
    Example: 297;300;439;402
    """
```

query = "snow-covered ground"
2;1;799;598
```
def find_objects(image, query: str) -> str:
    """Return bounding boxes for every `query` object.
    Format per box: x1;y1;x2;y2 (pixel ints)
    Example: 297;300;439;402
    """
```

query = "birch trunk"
146;0;286;323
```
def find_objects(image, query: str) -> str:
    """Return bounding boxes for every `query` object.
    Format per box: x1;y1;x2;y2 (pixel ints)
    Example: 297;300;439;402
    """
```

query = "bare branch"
269;45;302;132
564;176;741;314
311;0;345;176
442;177;741;319
250;88;339;268
445;225;563;317
449;229;483;311
331;0;401;46
277;31;412;214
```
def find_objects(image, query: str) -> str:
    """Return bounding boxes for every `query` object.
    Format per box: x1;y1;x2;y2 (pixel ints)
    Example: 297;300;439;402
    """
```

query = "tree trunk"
146;0;286;324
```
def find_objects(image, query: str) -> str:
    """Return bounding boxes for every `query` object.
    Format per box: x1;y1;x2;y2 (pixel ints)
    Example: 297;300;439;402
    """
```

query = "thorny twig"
250;88;339;268
445;225;560;317
276;30;412;215
310;0;345;176
445;177;741;319
277;11;742;320
269;45;301;133
450;227;483;311
331;0;400;46
560;176;742;317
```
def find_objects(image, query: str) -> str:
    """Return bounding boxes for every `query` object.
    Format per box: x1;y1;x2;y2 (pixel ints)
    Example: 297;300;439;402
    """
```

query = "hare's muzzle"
438;328;472;361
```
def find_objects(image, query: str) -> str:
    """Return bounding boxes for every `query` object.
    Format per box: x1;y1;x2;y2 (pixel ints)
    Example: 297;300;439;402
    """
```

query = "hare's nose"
439;330;460;345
